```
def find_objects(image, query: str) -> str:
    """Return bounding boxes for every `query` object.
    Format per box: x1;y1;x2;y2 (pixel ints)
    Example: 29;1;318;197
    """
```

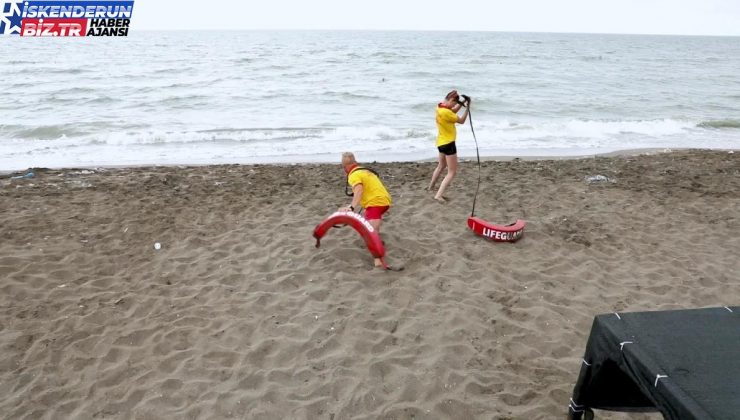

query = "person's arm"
450;103;462;113
456;97;471;124
457;105;470;124
339;184;363;211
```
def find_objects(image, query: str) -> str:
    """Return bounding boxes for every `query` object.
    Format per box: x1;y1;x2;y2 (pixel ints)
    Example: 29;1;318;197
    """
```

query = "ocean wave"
370;52;400;58
77;119;698;147
83;95;119;105
323;91;383;101
5;60;38;65
3;122;149;140
195;127;318;134
109;126;435;145
2;119;703;146
4;82;35;89
697;119;740;129
468;118;695;142
401;70;435;77
127;82;210;95
23;67;89;75
561;119;692;137
4;119;739;171
47;87;98;95
478;54;514;59
161;82;201;89
1;126;435;149
149;94;212;107
45;95;77;104
65;129;324;146
150;67;195;74
579;55;606;61
44;94;118;106
258;64;293;71
411;103;435;112
10;125;90;140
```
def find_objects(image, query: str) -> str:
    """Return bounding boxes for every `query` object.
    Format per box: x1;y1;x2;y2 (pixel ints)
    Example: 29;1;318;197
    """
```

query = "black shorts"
437;142;457;156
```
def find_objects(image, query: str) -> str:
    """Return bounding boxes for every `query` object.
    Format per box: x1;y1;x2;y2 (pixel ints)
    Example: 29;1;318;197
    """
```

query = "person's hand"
338;206;353;212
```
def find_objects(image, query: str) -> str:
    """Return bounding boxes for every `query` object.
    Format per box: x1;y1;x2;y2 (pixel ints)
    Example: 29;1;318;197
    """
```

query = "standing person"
338;152;392;268
427;90;470;203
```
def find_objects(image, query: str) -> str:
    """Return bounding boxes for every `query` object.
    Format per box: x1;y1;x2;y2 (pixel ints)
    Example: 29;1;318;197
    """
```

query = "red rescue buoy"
467;217;525;242
313;211;386;261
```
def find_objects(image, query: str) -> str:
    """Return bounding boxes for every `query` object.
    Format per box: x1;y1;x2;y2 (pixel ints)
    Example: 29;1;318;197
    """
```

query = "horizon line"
127;28;740;37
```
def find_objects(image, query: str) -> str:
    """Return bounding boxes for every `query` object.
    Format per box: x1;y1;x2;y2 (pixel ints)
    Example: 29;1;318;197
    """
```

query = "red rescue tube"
313;211;385;259
467;216;525;242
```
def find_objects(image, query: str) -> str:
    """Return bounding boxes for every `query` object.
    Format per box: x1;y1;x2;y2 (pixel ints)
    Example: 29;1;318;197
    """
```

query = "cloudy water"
1;31;739;170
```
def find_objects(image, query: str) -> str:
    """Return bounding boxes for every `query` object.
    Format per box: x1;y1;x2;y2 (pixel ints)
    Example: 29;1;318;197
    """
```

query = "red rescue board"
467;217;525;242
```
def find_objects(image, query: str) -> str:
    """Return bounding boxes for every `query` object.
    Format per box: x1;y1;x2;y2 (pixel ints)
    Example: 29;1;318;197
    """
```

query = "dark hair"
445;90;459;100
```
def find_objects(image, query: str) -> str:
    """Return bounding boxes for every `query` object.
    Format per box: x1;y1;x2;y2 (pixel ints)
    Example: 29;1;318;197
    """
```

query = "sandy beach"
0;149;738;419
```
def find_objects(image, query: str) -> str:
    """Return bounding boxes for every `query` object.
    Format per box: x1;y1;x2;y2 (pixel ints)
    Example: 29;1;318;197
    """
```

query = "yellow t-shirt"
348;168;392;208
436;106;458;147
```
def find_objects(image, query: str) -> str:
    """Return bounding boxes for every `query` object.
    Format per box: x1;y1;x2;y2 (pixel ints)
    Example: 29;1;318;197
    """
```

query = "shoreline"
2;147;735;176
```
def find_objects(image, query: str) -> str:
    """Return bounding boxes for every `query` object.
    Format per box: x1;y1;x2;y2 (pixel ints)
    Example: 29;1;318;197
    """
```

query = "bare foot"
374;261;404;271
434;196;447;204
385;263;405;271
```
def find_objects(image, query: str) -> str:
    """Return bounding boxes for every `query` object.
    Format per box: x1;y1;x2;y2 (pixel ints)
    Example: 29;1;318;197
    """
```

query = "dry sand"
0;149;738;419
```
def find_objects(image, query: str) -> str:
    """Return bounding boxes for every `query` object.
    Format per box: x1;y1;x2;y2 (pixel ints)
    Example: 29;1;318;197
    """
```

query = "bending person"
427;90;470;203
338;152;392;268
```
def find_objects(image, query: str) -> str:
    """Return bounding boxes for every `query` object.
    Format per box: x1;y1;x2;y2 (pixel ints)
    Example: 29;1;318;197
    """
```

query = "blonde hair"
341;152;356;165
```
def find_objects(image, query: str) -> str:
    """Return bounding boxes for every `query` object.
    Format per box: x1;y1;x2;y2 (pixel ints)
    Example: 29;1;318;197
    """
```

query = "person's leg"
369;218;382;233
434;153;458;202
369;218;383;267
427;153;447;191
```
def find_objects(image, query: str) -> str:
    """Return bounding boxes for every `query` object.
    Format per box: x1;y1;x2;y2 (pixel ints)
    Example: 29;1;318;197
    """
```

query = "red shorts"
364;206;389;220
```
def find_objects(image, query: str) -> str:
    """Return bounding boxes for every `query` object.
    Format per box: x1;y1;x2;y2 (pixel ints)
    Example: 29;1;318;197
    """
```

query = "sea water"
1;31;739;170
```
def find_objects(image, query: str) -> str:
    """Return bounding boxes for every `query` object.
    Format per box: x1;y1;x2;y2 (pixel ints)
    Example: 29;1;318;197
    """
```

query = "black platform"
568;306;740;420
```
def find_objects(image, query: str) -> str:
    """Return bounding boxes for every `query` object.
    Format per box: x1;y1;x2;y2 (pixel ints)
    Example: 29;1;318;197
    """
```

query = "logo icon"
0;1;22;35
1;0;135;36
